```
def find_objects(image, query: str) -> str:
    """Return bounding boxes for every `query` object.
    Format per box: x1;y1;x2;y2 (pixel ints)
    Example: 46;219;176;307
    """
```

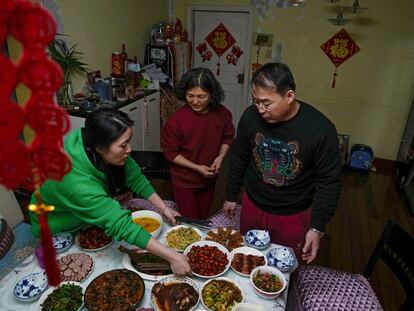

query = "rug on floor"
0;222;40;279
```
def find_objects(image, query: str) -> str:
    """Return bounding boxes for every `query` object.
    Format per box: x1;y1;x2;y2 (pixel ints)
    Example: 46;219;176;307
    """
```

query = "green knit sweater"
29;129;153;249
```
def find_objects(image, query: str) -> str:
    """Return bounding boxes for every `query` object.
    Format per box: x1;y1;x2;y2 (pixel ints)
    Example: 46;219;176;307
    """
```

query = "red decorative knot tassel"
29;202;60;286
331;68;338;88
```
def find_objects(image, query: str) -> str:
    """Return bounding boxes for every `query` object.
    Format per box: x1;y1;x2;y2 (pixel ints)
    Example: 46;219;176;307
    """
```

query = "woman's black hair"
174;67;224;107
251;62;296;95
82;107;134;196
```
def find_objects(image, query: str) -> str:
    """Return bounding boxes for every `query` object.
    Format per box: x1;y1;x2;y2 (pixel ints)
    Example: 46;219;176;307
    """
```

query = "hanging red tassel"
38;212;60;286
331;68;338;88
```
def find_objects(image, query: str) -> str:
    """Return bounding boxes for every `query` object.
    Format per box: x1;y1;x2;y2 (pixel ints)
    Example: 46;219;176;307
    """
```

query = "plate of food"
75;225;113;251
85;269;145;311
201;277;244;311
120;245;173;282
151;275;200;311
13;271;48;302
37;281;84;311
57;253;94;282
230;246;267;277
184;241;230;278
205;227;244;251
164;225;203;252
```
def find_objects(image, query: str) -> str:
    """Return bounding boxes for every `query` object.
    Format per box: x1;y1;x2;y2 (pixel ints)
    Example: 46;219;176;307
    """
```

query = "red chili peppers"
187;245;229;276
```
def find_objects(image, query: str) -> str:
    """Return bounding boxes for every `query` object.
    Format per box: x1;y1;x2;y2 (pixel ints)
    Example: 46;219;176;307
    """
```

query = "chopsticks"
175;216;212;230
136;262;171;271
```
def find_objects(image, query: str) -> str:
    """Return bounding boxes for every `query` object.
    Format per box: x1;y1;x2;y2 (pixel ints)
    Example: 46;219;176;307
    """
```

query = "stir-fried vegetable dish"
253;271;283;293
40;283;83;311
165;227;201;251
202;279;243;311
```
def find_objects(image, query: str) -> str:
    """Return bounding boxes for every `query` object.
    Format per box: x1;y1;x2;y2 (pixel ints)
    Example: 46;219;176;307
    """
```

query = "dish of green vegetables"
38;281;84;311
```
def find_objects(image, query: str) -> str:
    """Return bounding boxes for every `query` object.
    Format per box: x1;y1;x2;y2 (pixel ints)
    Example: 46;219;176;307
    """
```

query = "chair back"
363;220;414;310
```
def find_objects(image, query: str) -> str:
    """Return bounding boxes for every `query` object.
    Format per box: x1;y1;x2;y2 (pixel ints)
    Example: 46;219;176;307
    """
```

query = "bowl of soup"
132;210;163;239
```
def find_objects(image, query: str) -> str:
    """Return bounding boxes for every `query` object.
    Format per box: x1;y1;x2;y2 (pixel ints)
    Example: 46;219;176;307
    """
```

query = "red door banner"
320;28;360;88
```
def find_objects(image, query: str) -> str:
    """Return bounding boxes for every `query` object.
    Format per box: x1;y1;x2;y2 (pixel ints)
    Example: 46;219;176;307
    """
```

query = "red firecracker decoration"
320;28;360;88
0;0;72;286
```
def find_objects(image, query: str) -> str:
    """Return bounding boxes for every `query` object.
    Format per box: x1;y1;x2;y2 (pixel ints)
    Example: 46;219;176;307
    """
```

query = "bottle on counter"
111;52;123;78
121;43;128;76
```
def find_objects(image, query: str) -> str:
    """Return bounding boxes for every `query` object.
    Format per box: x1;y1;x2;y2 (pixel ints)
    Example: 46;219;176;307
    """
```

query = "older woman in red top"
163;68;235;219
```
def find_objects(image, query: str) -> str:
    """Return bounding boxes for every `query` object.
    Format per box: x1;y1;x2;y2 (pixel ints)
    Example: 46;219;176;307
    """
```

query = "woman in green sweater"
29;107;191;276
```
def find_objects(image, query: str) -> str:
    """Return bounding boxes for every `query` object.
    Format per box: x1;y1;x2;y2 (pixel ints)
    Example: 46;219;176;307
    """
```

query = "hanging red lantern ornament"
0;0;72;286
204;22;236;75
320;28;360;88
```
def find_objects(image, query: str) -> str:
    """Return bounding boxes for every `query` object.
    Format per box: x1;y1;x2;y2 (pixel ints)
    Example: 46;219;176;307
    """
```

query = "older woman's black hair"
83;107;134;151
174;67;224;107
252;62;296;95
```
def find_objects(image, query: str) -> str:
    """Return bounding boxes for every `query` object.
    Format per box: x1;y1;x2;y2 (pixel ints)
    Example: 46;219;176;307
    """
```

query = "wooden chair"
292;220;414;311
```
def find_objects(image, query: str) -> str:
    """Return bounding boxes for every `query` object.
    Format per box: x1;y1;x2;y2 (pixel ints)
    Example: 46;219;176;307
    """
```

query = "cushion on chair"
208;204;241;230
294;265;383;311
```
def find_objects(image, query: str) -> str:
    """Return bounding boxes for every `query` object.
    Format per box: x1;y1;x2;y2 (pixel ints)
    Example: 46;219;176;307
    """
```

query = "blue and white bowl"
266;247;298;272
244;230;270;250
52;232;73;253
14;271;48;302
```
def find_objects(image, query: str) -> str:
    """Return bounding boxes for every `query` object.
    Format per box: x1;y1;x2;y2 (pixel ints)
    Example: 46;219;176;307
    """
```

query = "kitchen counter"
66;89;159;118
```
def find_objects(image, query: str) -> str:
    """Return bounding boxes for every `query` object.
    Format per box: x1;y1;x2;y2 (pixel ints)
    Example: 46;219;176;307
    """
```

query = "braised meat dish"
152;282;199;311
205;227;244;251
77;225;112;249
231;253;266;275
85;269;145;311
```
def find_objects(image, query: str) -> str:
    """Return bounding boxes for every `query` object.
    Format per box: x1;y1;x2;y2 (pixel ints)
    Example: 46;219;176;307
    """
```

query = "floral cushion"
293;265;383;311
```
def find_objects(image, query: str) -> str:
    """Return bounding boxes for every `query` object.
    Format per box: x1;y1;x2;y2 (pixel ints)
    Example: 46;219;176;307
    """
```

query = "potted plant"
48;36;88;108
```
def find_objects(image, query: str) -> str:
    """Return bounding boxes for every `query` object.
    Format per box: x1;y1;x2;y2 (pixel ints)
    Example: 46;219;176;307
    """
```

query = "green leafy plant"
48;36;88;108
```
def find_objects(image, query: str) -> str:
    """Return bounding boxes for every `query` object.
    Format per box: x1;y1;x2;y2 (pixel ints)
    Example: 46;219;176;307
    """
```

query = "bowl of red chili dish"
250;265;286;299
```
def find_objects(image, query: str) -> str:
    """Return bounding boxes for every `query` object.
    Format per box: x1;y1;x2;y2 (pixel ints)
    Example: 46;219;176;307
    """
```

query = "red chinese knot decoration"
197;22;243;75
320;28;360;88
0;0;73;286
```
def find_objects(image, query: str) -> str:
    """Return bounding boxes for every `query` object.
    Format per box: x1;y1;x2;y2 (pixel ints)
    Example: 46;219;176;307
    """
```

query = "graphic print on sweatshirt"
253;133;302;186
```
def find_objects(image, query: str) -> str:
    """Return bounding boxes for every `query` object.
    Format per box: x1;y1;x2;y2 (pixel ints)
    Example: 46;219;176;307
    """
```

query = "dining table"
0;216;293;311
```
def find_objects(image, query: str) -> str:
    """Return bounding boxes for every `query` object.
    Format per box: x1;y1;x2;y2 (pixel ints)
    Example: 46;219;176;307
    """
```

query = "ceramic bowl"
201;277;244;311
37;281;84;311
266;246;298;272
52;232;73;253
151;275;200;311
233;303;265;311
132;210;163;239
14;271;48;302
244;229;271;250
164;225;203;252
250;265;286;300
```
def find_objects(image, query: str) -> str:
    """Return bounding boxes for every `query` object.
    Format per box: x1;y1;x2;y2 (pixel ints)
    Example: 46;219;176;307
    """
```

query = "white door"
188;6;254;126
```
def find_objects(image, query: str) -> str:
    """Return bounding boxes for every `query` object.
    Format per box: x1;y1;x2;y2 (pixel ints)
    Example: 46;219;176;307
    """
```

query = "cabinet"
67;91;161;152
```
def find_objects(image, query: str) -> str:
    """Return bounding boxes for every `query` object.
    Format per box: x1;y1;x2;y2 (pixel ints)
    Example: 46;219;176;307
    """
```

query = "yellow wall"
177;0;414;160
56;0;168;93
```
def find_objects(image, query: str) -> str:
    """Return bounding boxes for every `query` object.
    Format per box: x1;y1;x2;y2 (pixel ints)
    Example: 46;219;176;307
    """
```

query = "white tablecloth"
0;224;290;310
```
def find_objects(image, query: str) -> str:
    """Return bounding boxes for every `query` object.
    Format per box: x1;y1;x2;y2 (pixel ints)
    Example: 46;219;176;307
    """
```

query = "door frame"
187;5;255;125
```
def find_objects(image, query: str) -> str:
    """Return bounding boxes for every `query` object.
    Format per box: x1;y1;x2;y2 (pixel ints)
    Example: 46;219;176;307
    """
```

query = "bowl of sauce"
132;210;163;238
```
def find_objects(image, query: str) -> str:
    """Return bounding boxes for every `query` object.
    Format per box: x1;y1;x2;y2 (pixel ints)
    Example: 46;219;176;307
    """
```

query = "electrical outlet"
253;33;273;47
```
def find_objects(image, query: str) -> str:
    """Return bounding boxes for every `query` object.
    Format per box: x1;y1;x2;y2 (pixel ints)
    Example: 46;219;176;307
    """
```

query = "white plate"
75;229;113;252
14;271;48;302
151;275;200;311
201;277;244;311
122;252;173;282
183;240;231;278
163;225;203;252
37;281;84;311
52;232;74;253
57;253;94;283
230;246;268;277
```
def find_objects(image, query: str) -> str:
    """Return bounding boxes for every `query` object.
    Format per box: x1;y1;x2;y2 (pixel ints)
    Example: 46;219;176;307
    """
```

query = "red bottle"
111;52;123;78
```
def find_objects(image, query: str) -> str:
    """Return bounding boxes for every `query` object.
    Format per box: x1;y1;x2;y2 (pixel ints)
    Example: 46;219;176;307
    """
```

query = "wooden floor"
151;162;413;311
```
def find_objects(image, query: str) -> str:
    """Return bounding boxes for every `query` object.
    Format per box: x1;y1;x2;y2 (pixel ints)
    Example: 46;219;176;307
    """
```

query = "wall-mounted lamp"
343;0;368;14
327;11;352;26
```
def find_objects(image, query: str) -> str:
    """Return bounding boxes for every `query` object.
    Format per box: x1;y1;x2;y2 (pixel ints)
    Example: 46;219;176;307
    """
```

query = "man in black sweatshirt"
224;62;342;263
